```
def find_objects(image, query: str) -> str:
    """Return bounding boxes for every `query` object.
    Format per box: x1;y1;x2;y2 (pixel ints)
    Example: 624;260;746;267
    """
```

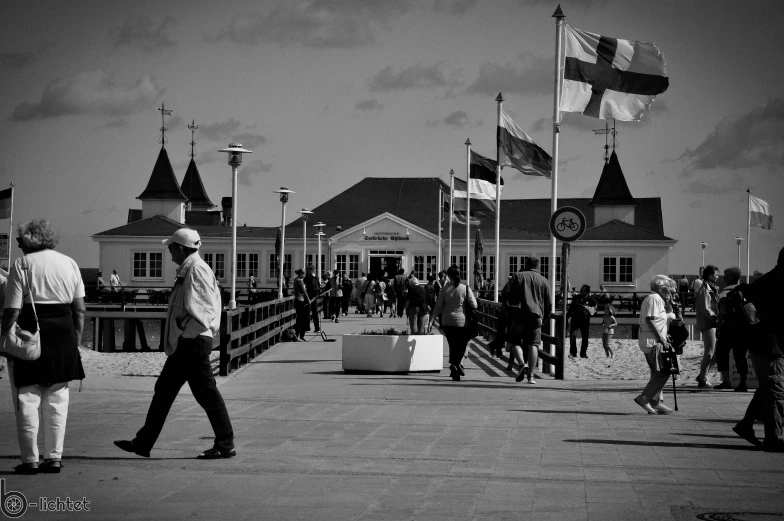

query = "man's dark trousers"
570;315;590;357
133;336;234;454
740;352;784;442
310;299;321;332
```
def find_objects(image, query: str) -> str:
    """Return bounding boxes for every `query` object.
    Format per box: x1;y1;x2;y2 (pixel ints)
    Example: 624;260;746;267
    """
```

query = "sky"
1;0;783;276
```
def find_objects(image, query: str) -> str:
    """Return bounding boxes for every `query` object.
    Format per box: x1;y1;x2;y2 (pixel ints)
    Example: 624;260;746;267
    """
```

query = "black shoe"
580;354;588;359
114;439;151;458
14;463;38;475
762;439;784;453
314;329;321;333
735;383;748;392
733;424;761;447
516;365;530;383
714;381;732;390
197;447;237;460
456;365;465;377
449;365;460;381
39;460;62;474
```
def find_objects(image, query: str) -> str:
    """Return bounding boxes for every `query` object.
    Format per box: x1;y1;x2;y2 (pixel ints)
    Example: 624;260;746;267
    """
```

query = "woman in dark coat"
292;269;311;340
2;220;85;474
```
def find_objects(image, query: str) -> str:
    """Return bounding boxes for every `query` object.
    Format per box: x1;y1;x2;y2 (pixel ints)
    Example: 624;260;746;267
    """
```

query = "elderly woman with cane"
2;220;85;474
634;275;676;415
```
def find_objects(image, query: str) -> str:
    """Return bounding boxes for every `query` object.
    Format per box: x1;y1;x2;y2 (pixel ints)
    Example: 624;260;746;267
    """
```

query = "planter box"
342;334;444;373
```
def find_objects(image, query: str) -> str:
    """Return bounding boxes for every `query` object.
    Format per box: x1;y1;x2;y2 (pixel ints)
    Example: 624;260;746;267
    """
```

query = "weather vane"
188;118;199;158
158;102;172;146
593;119;619;162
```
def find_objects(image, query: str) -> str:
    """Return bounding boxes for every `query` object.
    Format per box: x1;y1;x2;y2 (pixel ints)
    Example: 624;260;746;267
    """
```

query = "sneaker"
197;447;237;460
515;365;529;382
633;396;657;415
732;423;761;447
527;378;536;385
653;403;674;415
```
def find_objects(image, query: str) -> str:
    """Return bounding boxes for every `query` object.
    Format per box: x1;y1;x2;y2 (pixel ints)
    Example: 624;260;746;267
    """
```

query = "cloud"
0;51;37;70
238;159;273;186
689;200;704;209
198;118;242;141
81;205;118;215
679;98;784;173
211;0;410;48
426;110;481;128
432;0;478;15
10;71;162;121
114;15;177;53
232;132;266;149
682;174;745;194
465;52;551;97
369;62;460;92
355;99;384;112
105;118;128;128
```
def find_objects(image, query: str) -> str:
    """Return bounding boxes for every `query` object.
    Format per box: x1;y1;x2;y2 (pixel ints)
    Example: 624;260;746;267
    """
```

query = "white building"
93;147;676;292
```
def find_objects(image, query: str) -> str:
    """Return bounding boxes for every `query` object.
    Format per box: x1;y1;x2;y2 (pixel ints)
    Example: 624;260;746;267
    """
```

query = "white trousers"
8;363;70;463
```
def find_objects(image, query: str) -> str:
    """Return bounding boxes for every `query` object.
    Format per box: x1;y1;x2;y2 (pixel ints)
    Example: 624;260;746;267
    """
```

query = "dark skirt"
12;303;85;388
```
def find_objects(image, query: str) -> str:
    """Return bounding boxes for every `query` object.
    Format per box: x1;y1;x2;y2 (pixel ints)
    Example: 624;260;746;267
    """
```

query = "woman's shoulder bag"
1;261;41;361
463;284;479;339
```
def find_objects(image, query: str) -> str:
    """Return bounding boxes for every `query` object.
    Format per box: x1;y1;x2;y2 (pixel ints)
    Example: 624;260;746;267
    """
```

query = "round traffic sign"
549;206;586;242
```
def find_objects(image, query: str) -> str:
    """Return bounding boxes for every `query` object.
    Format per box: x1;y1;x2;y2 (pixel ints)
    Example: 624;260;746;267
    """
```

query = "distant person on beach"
114;228;235;460
733;247;784;452
2;219;86;474
568;284;597;358
96;271;106;290
109;269;122;291
695;265;720;388
602;304;617;358
633;275;676;415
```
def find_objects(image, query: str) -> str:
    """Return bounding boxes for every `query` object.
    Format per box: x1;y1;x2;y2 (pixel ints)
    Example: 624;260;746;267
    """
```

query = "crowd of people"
3;220;783;476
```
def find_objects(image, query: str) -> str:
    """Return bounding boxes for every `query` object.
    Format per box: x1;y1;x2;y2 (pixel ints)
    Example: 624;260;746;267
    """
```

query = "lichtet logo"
1;480;27;519
1;480;90;518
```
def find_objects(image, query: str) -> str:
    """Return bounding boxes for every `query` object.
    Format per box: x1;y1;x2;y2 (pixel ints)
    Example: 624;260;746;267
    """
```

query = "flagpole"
437;185;442;275
549;6;565;373
494;94;503;302
448;169;454;268
465;139;471;283
8;183;14;268
746;189;751;283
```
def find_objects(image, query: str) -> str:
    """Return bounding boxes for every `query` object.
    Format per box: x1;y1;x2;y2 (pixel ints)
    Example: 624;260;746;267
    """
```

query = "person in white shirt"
114;228;235;460
109;269;122;291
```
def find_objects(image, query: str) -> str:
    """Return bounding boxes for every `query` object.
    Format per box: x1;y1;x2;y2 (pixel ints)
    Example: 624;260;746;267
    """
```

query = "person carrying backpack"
715;266;746;390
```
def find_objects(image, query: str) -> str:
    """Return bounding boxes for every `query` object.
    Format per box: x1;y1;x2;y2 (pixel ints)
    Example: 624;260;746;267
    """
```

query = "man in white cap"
115;228;235;459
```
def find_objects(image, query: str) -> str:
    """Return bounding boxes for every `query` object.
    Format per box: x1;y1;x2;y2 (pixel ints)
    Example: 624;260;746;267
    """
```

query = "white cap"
163;228;201;249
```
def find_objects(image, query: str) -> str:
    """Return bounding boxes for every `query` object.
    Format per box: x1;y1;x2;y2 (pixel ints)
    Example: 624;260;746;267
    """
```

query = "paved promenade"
1;313;783;521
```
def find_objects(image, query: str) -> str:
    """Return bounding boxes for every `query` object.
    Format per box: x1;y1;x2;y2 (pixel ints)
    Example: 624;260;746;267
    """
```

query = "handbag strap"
20;260;39;324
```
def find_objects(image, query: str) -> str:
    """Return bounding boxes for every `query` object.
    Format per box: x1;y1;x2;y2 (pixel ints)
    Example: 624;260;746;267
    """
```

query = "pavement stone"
1;312;783;520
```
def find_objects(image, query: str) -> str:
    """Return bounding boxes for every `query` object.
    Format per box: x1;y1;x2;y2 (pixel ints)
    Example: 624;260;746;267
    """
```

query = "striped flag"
750;195;773;230
0;188;12;219
453;152;503;213
560;24;669;121
498;108;551;178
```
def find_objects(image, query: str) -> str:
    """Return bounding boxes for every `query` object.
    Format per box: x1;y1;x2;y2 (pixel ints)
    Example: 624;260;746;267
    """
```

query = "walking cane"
671;375;679;411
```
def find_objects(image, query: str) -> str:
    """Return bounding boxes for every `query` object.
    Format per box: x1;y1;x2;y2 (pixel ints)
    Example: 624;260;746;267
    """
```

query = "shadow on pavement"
510;409;633;416
565;439;757;451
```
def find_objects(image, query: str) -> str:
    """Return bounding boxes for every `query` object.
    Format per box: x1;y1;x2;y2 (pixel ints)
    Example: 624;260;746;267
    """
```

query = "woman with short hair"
427;265;477;381
2;219;86;474
634;275;676;415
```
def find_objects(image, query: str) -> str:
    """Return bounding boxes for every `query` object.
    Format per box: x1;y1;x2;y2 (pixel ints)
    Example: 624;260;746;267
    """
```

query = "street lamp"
218;143;252;310
298;209;313;270
274;187;295;299
313;222;326;282
735;237;743;270
700;242;708;268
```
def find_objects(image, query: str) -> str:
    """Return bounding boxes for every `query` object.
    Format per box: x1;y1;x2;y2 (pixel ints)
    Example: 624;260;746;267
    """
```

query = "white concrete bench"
342;334;444;373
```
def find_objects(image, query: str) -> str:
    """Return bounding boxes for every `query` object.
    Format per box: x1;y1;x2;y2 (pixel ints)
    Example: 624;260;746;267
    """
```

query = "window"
426;255;438;278
203;253;225;279
235;253;259;279
236;254;246;279
508;255;533;276
349;254;359;279
450;255;467;279
603;256;634;283
133;252;163;279
539;256;562;283
481;255;495;282
414;255;425;279
269;253;293;279
305;254;326;271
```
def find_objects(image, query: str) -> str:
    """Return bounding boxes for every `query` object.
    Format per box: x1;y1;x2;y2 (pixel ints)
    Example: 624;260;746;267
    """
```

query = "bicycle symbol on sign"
556;217;579;232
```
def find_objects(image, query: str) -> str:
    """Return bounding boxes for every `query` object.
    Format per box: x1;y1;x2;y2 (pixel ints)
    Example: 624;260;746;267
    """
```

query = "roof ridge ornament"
188;118;198;159
593;119;619;163
158;102;173;147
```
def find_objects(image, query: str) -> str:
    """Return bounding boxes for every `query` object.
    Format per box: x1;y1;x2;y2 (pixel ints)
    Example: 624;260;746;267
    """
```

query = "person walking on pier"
293;268;311;340
115;228;235;460
304;265;321;333
568;284;597;358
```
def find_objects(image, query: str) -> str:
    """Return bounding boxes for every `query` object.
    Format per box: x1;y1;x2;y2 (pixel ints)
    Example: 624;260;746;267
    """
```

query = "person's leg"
443;327;459;367
698;328;716;382
715;336;731;387
408;310;416;333
739;352;769;429
579;319;590;357
644;373;671;407
40;382;69;462
133;349;189;453
602;333;610;356
569;320;579;357
734;343;749;390
310;300;321;332
418;313;428;335
526;343;540;382
186;336;234;453
13;384;42;464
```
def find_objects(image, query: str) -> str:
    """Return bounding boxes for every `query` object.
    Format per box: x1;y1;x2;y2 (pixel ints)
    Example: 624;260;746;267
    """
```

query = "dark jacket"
750;265;784;358
304;273;321;299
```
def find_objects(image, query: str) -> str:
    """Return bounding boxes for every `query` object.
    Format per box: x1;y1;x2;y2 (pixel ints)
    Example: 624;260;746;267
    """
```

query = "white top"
638;292;666;353
6;249;85;307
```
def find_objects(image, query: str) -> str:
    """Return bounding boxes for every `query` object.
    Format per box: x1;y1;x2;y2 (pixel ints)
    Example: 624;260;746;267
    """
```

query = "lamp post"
701;242;708;268
274;187;295;299
314;222;326;282
298;209;313;270
734;237;743;269
218;143;252;310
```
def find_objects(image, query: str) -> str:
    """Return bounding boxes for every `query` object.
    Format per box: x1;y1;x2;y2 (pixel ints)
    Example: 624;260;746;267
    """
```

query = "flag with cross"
560;24;669;121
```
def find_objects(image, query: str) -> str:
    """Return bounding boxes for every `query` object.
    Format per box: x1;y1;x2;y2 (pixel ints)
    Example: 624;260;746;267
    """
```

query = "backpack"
720;284;760;326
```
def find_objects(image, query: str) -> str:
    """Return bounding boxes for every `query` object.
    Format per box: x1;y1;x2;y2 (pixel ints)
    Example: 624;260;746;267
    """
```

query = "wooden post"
561;242;570;361
102;319;116;352
123;319;135;351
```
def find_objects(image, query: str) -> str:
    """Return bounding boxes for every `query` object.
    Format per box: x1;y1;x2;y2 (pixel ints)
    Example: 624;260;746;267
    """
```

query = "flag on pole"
498;108;552;177
453;152;503;213
0;188;12;219
560;24;669;121
749;195;773;230
452;211;481;226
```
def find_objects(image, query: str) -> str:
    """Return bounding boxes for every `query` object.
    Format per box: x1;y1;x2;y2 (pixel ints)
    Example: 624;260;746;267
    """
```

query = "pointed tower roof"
180;159;215;208
589;151;638;207
137;147;188;201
